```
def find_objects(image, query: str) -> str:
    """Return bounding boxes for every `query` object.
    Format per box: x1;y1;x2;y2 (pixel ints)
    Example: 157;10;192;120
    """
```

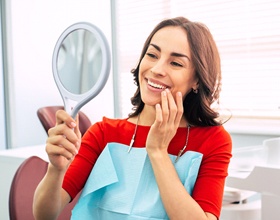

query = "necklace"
175;124;190;163
127;114;140;153
127;114;191;163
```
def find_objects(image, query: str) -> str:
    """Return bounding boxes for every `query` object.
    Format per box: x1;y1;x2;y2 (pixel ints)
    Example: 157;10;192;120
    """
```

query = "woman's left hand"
146;89;184;154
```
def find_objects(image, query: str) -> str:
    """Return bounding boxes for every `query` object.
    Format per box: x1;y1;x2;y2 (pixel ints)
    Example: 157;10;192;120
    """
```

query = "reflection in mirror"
57;29;102;94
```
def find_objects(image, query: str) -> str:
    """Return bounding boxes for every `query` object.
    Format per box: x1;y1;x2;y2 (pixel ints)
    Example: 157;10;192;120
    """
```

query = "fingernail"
178;91;182;97
71;122;76;128
162;91;167;96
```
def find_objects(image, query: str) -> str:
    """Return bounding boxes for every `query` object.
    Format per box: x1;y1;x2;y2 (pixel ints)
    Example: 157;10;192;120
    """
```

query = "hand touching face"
145;89;184;153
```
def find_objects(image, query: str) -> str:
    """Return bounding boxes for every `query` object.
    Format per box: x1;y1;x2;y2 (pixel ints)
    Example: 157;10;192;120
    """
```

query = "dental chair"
37;105;91;136
9;156;81;220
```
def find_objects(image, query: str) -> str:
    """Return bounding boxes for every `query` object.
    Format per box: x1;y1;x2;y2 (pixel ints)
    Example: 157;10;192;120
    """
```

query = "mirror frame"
52;22;111;118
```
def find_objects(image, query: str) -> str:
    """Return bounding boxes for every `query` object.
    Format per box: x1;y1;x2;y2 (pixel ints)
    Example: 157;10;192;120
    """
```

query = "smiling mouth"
147;79;168;90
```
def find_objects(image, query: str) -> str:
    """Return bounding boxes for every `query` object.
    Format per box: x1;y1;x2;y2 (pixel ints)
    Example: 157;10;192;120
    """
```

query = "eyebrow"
149;43;191;61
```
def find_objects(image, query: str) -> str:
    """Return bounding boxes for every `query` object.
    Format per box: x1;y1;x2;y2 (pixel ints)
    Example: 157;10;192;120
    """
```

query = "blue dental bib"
71;143;202;219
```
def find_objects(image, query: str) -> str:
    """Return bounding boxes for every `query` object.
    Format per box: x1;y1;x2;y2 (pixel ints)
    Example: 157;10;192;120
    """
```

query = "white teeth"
148;80;166;89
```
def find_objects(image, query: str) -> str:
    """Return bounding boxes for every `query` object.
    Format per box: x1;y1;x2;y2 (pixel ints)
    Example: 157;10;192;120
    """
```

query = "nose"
150;59;167;76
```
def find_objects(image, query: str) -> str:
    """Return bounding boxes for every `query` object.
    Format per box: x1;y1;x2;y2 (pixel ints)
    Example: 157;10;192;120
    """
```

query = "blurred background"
1;0;279;151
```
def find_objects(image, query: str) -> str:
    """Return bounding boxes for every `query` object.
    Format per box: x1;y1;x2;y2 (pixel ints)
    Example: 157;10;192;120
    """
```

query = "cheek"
138;62;149;84
138;61;145;80
138;70;144;85
175;79;194;97
178;71;197;94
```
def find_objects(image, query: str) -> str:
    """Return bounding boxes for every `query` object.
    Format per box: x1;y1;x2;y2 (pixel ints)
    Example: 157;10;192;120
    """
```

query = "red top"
63;117;232;218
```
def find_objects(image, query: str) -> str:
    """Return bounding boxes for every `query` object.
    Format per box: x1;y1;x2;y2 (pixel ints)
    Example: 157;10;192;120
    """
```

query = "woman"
33;17;232;220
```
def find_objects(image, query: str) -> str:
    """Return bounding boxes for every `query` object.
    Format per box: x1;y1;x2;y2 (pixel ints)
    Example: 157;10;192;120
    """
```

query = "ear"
192;80;199;91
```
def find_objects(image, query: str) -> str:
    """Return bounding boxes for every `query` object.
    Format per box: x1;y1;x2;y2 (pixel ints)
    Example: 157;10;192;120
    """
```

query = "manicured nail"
71;122;76;128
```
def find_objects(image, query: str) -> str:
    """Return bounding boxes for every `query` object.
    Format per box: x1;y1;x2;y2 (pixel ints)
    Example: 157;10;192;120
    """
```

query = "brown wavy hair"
129;17;222;126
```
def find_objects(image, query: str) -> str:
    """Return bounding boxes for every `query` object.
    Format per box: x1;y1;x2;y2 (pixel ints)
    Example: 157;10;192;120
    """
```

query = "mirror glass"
52;22;111;118
57;29;102;94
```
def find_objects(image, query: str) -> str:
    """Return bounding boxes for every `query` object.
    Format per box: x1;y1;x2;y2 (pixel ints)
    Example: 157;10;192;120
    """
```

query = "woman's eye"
171;61;183;67
146;53;157;59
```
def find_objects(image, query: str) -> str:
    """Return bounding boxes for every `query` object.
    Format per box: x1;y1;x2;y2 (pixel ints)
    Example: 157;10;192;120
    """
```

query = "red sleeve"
190;126;232;218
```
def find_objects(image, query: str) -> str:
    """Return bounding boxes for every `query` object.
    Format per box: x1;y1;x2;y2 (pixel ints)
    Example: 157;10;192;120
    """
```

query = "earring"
193;88;198;94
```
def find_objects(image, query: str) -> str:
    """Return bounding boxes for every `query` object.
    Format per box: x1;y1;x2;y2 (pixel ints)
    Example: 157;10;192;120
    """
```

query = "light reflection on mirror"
57;29;102;94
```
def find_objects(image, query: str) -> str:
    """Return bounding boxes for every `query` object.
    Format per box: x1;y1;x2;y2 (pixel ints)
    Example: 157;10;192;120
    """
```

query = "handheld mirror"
52;22;111;118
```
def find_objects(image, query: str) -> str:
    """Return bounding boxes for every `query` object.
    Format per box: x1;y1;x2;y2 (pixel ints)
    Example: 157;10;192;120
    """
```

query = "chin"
142;98;160;107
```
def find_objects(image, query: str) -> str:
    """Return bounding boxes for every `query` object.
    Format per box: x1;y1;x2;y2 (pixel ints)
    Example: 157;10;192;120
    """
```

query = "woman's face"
139;26;198;106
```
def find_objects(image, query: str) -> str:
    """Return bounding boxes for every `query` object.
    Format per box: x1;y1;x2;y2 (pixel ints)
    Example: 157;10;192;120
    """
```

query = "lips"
147;79;169;90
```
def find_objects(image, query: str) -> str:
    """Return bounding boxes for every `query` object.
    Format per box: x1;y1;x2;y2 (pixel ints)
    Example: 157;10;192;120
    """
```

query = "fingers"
159;89;183;127
55;110;77;128
160;90;169;124
46;140;79;161
47;110;81;160
74;113;82;140
174;91;184;126
48;123;78;143
149;90;183;151
154;103;163;126
52;110;81;143
47;124;79;154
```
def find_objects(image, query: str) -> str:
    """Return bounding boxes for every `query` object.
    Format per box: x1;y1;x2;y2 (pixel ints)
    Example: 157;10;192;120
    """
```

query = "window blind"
114;0;280;119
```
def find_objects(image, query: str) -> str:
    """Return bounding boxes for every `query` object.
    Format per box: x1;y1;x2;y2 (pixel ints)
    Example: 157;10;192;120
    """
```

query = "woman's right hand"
46;110;81;172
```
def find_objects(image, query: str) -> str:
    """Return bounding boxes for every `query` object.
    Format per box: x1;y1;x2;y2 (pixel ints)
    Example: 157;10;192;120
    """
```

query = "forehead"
150;26;190;55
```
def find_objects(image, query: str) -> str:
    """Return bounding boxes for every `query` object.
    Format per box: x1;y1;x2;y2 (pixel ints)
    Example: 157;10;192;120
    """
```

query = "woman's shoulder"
191;125;232;150
187;125;232;159
192;124;230;138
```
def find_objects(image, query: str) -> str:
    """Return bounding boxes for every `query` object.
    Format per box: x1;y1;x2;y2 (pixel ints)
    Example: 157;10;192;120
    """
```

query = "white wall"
7;0;113;148
0;20;6;150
